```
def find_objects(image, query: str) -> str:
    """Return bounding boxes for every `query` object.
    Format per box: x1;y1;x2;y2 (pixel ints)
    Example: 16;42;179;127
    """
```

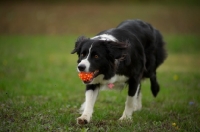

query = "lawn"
0;34;200;132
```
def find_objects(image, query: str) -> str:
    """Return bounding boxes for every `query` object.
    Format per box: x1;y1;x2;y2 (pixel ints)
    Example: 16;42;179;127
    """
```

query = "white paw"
77;115;90;125
119;113;132;121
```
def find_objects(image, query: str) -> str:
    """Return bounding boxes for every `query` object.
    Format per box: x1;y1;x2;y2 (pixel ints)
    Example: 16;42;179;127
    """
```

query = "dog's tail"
150;30;167;97
150;74;160;97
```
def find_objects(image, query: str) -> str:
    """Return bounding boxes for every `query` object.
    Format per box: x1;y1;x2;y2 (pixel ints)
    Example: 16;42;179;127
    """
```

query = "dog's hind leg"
150;72;160;97
119;82;142;120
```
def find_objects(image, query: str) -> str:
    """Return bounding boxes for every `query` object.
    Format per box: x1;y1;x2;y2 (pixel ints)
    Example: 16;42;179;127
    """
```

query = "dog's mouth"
79;70;99;84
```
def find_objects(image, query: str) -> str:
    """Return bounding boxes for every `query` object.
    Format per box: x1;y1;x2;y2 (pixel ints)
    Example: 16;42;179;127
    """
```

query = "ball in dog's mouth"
78;70;99;84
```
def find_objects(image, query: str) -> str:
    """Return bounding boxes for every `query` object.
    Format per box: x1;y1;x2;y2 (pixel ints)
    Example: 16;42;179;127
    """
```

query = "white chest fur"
90;74;128;90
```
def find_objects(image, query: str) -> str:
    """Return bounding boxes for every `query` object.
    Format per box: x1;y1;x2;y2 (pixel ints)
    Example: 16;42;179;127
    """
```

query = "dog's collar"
91;34;118;42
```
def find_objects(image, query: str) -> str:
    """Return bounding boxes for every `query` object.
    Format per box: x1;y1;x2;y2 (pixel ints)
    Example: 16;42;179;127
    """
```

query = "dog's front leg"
77;85;99;125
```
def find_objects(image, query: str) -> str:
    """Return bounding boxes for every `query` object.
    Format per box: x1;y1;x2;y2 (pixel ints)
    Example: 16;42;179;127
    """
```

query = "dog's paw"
119;114;132;121
77;116;90;125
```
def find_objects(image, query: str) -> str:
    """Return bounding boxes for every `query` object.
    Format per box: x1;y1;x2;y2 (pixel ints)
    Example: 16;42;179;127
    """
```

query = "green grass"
0;35;200;132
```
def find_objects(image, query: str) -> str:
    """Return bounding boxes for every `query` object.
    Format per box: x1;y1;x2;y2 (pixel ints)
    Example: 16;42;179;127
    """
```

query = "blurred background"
0;0;200;35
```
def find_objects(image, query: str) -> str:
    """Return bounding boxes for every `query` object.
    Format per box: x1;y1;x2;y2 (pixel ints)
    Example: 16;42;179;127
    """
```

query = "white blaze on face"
77;44;93;72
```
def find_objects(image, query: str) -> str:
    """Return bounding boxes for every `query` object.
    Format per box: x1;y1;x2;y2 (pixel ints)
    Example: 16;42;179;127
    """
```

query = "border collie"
71;19;167;125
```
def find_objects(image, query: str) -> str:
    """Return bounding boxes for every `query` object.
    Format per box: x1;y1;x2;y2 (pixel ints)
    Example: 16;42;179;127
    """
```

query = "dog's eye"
94;55;99;59
81;54;85;57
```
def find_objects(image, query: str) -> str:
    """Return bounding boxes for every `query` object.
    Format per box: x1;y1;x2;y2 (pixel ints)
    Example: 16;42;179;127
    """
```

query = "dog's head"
71;36;130;84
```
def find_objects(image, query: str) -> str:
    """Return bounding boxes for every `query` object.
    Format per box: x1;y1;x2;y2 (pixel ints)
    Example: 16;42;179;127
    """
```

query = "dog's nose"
78;64;86;71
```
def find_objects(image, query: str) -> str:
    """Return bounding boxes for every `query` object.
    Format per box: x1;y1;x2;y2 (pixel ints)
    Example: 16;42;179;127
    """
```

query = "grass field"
0;34;200;132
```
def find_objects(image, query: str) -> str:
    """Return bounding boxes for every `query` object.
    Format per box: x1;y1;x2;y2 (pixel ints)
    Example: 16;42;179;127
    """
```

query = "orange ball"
78;72;94;82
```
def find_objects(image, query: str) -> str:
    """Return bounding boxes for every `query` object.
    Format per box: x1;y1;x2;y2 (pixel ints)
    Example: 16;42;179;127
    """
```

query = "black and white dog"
71;19;167;125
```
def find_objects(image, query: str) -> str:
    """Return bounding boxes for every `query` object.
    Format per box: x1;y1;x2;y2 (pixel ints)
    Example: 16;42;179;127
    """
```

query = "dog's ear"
105;40;131;65
71;36;88;54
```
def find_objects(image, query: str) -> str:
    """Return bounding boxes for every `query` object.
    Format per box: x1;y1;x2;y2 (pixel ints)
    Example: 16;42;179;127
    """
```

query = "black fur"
71;19;167;97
